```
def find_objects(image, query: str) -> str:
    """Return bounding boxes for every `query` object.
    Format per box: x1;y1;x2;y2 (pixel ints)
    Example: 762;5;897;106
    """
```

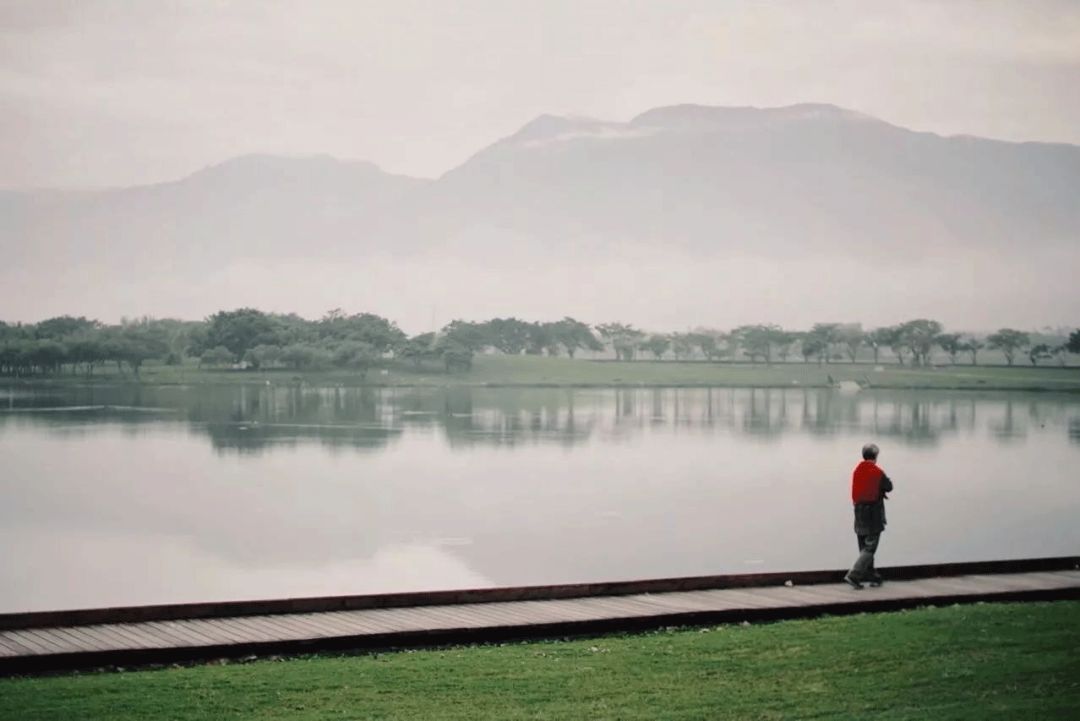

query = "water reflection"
1;383;1079;612
1;385;1078;452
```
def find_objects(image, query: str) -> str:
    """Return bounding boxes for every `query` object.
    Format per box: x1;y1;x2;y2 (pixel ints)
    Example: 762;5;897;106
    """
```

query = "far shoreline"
3;356;1079;393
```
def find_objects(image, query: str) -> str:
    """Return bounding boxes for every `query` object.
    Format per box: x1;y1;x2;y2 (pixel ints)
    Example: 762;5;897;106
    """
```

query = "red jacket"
851;460;890;504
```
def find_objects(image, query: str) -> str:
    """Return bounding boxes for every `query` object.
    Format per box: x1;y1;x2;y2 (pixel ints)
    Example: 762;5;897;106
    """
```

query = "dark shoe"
843;573;864;590
868;574;884;587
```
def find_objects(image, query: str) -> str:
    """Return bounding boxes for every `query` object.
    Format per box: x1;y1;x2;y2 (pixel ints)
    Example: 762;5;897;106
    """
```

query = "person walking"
844;443;893;590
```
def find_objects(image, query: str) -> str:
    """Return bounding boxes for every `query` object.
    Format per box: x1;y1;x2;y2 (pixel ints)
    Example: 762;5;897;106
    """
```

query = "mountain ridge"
6;103;1080;194
2;102;1078;328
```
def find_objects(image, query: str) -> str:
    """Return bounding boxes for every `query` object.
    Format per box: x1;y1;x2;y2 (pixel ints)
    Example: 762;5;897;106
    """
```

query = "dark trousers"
850;533;881;579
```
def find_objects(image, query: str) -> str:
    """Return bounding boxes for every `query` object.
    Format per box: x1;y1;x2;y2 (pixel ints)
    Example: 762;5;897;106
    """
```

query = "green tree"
33;315;99;339
1067;330;1080;354
66;336;107;376
332;341;379;379
595;323;645;361
804;324;841;364
641;334;671;360
243;344;282;370
30;339;67;374
835;324;864;363
319;311;405;354
202;308;281;359
1051;344;1068;366
1028;343;1052;366
525;322;559;356
987;328;1030;366
936;333;963;365
691;331;726;361
436;337;474;372
440;320;488;353
959;336;984;365
773;331;799;363
669;333;695;360
799;333;825;364
279;343;330;370
200;346;235;368
732;325;784;364
550;318;602;359
399;333;437;368
109;324;169;377
482;318;533;355
898;319;943;367
867;326;898;365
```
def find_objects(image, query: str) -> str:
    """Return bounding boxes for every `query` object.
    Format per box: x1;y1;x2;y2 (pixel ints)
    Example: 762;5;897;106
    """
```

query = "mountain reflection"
1;384;1078;453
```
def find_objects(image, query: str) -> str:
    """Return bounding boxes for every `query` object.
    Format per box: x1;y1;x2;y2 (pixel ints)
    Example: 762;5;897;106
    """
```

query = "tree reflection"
1;383;1077;453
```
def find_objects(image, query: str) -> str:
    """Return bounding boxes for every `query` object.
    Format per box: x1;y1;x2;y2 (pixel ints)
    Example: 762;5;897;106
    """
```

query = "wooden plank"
522;600;598;623
720;590;796;609
3;630;64;655
291;613;371;637
152;620;228;647
583;595;656;617
561;595;643;621
1018;571;1079;587
3;568;1079;675
421;604;496;628
227;615;316;641
346;608;412;633
140;622;201;648
1047;571;1080;582
317;611;395;635
186;619;260;645
233;619;311;643
400;606;475;630
981;577;1045;593
62;625;131;652
0;632;42;656
40;626;100;653
214;617;289;643
6;555;1077;631
377;607;460;632
782;585;852;603
919;577;1005;596
598;597;676;617
69;624;135;651
101;624;169;650
255;615;332;639
511;600;599;623
426;604;496;628
445;604;539;628
624;594;719;614
20;628;87;654
703;589;790;609
774;586;846;607
743;587;817;605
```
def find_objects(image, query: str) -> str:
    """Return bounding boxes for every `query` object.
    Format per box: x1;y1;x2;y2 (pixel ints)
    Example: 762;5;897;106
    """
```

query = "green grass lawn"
3;601;1078;720
10;355;1080;391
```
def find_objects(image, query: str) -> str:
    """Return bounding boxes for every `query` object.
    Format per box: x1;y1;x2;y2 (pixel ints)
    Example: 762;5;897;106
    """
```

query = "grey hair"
862;443;880;460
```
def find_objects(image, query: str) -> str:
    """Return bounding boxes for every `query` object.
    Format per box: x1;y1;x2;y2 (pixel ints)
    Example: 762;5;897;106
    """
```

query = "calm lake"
2;383;1079;613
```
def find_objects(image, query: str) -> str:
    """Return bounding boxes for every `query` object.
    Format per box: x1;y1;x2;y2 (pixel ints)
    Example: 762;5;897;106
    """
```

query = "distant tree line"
0;310;603;377
1;310;1077;378
590;321;1076;367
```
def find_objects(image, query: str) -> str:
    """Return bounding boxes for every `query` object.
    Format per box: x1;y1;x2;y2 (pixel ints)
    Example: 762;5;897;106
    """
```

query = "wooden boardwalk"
2;559;1078;675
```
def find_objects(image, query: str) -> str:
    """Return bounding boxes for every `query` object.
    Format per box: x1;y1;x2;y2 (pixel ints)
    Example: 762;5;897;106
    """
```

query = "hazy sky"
2;0;1080;189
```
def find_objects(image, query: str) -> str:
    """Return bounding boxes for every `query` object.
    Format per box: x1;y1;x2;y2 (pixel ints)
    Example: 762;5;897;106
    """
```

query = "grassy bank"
2;601;1078;720
6;355;1080;391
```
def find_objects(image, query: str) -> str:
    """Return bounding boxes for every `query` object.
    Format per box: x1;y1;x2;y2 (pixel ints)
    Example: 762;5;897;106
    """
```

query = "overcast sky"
2;0;1080;189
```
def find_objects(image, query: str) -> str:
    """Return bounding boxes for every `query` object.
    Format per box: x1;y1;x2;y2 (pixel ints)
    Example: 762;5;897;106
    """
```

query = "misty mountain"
2;103;1079;327
1;154;426;270
412;103;1080;258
